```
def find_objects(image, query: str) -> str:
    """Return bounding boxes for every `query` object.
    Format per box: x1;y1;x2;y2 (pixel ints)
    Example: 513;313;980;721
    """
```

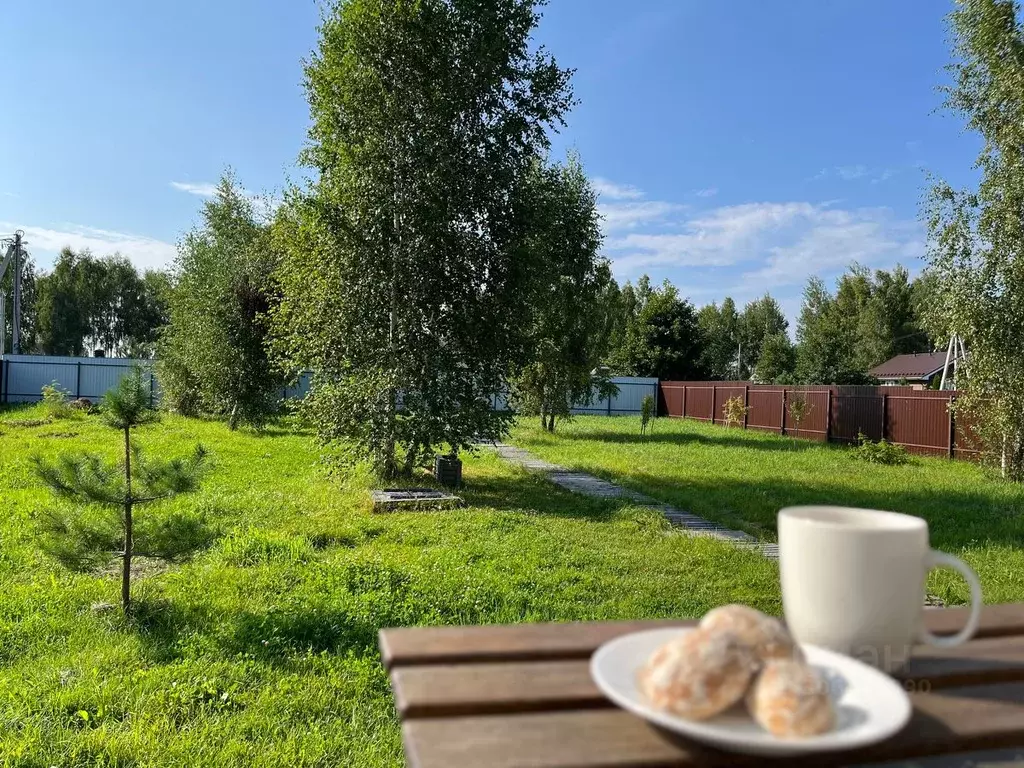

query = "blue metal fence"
1;354;157;404
0;356;656;417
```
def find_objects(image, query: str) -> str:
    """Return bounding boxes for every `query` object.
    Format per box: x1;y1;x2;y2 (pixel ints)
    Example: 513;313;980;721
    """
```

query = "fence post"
780;388;787;435
825;389;832;443
711;385;716;424
76;361;82;399
948;395;956;459
743;385;749;429
881;391;888;441
607;388;612;416
681;385;687;419
150;370;156;407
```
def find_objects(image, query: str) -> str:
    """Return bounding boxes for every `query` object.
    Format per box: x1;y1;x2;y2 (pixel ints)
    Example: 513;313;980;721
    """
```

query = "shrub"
640;395;656;436
41;381;75;420
855;432;910;466
722;395;748;428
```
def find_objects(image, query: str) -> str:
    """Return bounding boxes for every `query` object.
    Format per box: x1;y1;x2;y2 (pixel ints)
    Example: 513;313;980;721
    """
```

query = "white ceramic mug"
778;505;983;672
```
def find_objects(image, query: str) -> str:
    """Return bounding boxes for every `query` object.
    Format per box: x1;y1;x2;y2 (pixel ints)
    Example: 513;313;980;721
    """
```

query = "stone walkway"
490;443;779;559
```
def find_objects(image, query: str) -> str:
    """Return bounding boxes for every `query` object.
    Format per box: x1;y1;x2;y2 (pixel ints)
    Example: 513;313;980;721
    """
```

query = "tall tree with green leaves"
274;0;573;476
754;332;796;383
616;279;706;380
739;294;788;376
697;297;740;379
856;265;929;369
34;370;207;612
514;155;615;432
926;0;1024;478
795;276;869;384
36;249;169;357
162;174;282;429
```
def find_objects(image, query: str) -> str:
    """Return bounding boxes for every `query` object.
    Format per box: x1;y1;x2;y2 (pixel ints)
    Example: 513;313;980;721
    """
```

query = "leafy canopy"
275;0;573;475
926;0;1024;478
161;173;282;429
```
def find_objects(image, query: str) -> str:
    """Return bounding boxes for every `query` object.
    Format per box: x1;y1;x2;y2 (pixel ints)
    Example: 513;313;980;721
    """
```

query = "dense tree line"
5;249;170;357
596;263;937;386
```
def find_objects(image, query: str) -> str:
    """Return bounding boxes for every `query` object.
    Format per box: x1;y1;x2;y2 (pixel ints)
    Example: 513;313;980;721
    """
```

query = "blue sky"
0;0;980;327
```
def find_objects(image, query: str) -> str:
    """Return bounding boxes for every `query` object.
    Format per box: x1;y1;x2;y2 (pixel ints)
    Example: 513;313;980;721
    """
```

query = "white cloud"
694;187;718;198
593;177;923;333
0;222;176;271
814;165;898;184
171;180;282;219
598;200;684;232
1;191;18;198
592;177;643;200
170;181;219;198
605;202;817;271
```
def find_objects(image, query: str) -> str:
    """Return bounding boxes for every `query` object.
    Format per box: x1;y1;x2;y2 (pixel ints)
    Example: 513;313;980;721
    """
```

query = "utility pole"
737;341;743;380
11;231;22;354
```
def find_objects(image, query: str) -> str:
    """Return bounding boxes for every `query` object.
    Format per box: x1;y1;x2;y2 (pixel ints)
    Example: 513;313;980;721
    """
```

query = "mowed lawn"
0;408;777;767
512;416;1024;605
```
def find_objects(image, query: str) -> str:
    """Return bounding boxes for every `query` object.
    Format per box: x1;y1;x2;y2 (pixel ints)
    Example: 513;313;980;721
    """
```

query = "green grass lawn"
512;415;1024;605
0;407;777;767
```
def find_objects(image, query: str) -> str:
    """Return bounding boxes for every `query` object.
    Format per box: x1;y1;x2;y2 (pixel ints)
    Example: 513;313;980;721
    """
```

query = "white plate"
590;628;912;757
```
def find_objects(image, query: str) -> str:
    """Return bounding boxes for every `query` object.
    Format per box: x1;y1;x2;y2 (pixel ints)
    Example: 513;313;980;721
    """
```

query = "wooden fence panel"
887;394;952;456
746;389;784;432
712;386;745;424
831;392;884;443
658;381;972;461
782;389;830;440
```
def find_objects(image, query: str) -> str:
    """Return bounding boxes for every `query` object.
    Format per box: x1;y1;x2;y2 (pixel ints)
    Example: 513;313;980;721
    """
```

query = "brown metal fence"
658;381;981;459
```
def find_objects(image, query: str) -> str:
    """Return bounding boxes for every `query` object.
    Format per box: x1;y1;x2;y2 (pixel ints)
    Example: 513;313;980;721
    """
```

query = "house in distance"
869;351;960;389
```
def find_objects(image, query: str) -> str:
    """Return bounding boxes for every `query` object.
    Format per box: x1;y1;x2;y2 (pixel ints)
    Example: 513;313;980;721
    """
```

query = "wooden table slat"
403;683;1024;768
392;635;1024;719
385;603;1024;767
380;618;697;669
380;603;1024;669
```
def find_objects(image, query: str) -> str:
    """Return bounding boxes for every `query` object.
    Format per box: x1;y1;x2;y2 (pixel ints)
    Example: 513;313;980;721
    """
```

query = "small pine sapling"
34;369;208;613
640;394;656;436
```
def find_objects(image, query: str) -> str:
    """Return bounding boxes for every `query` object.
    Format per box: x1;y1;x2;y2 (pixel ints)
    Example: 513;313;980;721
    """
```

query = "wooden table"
380;604;1024;767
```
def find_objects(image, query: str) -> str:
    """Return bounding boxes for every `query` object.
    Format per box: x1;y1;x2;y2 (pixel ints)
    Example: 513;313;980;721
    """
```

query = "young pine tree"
34;369;207;612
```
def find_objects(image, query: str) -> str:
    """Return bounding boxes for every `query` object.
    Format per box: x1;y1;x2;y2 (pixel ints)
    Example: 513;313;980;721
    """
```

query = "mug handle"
917;550;983;648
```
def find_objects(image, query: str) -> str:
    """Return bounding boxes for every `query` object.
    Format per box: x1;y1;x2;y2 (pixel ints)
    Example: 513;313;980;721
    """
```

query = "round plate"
590;628;911;757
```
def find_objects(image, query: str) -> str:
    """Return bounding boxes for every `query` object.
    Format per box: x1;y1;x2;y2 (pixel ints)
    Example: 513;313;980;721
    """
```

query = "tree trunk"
402;440;418;476
228;403;239;431
547;413;556;432
122;426;133;613
540;408;547;429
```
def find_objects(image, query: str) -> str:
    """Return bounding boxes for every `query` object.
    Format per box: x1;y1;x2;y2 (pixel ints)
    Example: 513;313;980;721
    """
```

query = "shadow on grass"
460;467;627;522
552;427;824;454
130;595;382;666
574;470;1024;551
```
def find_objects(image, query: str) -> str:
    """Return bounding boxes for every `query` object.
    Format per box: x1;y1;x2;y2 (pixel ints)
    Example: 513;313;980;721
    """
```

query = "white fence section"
1;354;157;404
572;376;658;416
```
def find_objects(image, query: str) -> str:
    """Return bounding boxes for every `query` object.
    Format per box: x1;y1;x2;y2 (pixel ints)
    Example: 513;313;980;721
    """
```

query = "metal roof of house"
869;352;954;380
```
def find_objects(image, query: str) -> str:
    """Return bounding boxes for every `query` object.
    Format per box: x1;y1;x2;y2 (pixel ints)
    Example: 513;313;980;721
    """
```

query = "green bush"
855;432;910;466
40;381;76;420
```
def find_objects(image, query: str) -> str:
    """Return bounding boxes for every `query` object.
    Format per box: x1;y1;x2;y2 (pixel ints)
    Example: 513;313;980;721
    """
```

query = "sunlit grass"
0;407;777;767
512;415;1024;605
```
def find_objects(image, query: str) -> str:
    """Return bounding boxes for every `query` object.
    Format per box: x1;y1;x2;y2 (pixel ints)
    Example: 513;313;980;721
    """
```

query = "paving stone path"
490;443;779;559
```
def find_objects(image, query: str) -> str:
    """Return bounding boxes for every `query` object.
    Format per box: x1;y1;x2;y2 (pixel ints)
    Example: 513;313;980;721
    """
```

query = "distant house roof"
869;352;955;380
